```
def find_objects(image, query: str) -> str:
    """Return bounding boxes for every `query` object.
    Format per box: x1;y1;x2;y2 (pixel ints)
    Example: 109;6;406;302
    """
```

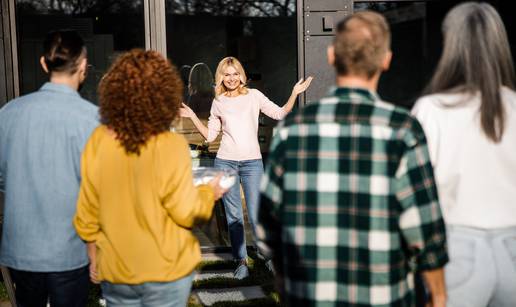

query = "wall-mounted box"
304;11;349;35
305;0;351;12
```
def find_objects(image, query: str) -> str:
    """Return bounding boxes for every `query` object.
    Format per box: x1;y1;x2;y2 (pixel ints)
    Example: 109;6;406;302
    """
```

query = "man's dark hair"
43;30;86;74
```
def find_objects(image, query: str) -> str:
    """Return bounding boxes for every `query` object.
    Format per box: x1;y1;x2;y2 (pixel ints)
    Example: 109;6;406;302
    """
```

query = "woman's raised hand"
292;76;314;95
179;103;196;118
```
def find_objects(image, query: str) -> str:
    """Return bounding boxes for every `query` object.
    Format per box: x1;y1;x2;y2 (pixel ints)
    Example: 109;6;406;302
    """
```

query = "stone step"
201;252;233;262
194;269;235;282
193;286;266;306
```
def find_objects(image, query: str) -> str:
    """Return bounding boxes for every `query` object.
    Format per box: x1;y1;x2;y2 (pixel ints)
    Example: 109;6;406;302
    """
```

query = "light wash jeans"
214;158;263;260
446;225;516;307
100;273;194;307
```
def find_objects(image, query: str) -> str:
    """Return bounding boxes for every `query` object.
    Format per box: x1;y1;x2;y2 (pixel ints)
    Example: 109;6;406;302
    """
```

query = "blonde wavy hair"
214;57;249;97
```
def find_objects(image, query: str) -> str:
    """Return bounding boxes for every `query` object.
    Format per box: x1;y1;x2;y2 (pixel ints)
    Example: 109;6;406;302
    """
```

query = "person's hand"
426;294;446;307
207;174;228;201
422;268;447;307
179;102;196;118
292;76;314;95
86;242;100;284
89;261;100;284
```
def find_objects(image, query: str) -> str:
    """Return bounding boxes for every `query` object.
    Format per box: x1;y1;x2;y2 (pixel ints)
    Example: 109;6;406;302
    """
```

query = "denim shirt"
0;82;99;272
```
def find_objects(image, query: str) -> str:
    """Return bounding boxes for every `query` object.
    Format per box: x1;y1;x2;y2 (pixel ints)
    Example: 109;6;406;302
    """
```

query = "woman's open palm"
179;103;195;118
292;76;314;95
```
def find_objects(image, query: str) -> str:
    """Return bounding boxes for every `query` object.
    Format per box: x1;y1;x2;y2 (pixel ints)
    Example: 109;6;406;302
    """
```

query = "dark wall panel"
300;0;352;104
1;4;7;107
0;41;6;107
304;35;334;103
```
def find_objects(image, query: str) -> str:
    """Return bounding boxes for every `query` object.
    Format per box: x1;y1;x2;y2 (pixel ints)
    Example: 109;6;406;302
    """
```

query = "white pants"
446;225;516;307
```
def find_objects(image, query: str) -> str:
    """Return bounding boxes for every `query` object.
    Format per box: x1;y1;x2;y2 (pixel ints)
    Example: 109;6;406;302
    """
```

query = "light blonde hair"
214;57;249;97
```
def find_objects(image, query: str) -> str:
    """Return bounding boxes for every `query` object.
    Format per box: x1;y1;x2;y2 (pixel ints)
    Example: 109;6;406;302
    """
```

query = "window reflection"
355;1;515;108
16;0;145;103
166;0;295;17
166;0;297;149
187;63;215;119
355;2;429;108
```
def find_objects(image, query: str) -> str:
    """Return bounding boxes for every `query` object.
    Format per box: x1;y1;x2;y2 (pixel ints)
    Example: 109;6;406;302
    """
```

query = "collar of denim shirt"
40;82;81;98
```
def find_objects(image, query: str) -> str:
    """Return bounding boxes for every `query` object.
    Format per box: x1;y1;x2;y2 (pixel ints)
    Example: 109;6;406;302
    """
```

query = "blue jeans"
9;265;89;307
445;225;516;307
100;273;194;307
214;158;264;260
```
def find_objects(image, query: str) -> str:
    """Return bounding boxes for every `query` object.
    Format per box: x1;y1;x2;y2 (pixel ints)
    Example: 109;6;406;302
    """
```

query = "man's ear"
78;57;87;75
327;45;335;67
381;51;392;71
40;56;49;74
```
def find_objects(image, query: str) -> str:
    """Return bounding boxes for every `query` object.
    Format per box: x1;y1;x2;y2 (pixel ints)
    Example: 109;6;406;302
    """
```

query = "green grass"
87;283;103;307
0;282;102;306
0;282;8;301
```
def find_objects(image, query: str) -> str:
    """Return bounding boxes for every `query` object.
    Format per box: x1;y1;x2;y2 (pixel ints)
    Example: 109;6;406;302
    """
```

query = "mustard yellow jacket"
74;126;214;284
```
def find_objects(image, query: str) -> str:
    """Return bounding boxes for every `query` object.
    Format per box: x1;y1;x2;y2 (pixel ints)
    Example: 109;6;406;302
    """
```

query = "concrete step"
201;252;233;262
193;286;266;306
195;269;235;282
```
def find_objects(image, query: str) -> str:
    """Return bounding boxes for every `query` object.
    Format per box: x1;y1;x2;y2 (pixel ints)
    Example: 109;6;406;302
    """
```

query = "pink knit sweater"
207;89;287;161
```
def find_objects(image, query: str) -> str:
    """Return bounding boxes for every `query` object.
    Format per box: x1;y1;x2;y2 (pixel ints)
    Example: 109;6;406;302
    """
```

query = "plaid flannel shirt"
256;87;448;307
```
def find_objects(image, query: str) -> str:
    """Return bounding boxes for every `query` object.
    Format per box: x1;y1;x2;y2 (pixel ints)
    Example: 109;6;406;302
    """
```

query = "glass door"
165;0;298;248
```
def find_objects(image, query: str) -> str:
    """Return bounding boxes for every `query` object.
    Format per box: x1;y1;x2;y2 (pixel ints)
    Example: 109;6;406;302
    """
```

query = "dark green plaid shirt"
256;87;448;307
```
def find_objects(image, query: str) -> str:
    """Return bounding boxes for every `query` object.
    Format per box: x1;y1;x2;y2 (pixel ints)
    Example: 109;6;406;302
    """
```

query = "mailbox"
304;11;349;35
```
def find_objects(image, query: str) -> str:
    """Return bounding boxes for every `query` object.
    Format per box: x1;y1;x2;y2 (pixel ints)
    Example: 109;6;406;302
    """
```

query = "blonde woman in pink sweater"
181;57;312;279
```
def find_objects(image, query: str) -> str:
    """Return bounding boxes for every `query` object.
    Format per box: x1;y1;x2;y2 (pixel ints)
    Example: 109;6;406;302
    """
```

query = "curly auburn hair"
99;49;183;154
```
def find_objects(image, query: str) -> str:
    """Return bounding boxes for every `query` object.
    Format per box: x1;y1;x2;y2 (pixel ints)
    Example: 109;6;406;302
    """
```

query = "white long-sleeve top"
207;88;287;161
412;87;516;229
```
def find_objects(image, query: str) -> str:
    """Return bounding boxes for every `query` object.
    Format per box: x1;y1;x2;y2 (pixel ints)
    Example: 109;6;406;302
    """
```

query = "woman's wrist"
190;113;200;122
